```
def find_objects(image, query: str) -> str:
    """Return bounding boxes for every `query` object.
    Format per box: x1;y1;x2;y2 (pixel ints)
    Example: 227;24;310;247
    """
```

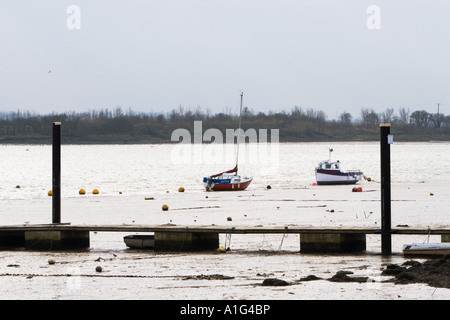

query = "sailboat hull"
203;176;252;191
209;179;252;191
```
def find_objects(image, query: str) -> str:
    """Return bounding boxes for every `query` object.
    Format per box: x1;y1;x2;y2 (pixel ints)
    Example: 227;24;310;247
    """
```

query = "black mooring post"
52;122;61;224
380;123;391;255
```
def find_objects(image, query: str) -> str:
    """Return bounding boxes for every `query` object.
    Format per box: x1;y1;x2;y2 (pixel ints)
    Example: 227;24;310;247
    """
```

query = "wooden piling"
380;123;392;255
52;122;61;224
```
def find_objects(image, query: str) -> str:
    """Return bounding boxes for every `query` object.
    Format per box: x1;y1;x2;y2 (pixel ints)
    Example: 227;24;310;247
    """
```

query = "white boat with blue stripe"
315;149;363;185
403;243;450;256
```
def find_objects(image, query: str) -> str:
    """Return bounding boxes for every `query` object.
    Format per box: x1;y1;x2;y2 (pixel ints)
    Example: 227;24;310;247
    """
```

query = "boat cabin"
318;160;341;170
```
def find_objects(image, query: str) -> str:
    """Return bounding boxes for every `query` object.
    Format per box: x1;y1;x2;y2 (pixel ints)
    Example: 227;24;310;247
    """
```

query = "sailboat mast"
236;92;244;172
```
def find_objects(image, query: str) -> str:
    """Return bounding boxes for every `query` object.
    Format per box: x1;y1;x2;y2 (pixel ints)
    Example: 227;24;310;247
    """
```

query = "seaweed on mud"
182;274;234;280
381;254;450;289
381;264;406;276
261;278;291;286
328;270;369;283
299;275;322;281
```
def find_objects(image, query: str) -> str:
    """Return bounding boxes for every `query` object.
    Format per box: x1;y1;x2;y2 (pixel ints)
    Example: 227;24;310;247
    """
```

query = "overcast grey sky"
1;0;449;119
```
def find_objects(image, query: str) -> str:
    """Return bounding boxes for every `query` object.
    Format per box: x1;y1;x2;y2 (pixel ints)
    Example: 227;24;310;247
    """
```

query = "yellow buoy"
166;190;170;193
217;247;226;253
92;189;99;195
430;192;434;196
48;190;52;196
162;204;169;211
79;189;86;195
178;187;185;192
119;191;122;194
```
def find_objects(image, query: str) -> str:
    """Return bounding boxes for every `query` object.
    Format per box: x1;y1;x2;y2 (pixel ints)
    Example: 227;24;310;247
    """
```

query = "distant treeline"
0;106;449;144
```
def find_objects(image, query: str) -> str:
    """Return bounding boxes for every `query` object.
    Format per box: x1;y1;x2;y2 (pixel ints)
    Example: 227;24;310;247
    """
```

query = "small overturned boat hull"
124;234;154;249
403;243;450;256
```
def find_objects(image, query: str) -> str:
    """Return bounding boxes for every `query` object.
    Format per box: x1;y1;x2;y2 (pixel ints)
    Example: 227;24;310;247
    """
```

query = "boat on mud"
315;148;364;185
403;242;450;256
203;92;252;191
123;234;154;249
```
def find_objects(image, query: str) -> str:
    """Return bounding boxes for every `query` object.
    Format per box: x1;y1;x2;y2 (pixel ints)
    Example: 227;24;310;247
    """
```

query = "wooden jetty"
1;223;450;235
0;223;449;253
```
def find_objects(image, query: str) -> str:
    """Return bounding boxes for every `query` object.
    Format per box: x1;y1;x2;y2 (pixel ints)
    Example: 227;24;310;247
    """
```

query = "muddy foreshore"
381;254;450;288
261;254;450;289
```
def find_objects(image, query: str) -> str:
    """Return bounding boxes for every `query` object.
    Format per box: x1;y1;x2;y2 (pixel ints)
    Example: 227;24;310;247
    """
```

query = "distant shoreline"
1;137;450;145
1;107;449;144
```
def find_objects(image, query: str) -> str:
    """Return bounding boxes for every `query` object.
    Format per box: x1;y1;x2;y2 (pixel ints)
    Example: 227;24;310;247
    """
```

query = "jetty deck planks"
0;224;449;235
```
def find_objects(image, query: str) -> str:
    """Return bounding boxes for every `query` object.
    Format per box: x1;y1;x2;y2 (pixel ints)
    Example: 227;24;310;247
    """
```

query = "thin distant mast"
235;92;244;171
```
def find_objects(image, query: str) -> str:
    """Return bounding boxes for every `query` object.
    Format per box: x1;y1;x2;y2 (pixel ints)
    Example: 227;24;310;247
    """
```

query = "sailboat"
202;92;253;191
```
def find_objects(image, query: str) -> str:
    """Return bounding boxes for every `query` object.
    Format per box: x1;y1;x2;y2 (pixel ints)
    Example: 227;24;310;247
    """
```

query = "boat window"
326;164;331;169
